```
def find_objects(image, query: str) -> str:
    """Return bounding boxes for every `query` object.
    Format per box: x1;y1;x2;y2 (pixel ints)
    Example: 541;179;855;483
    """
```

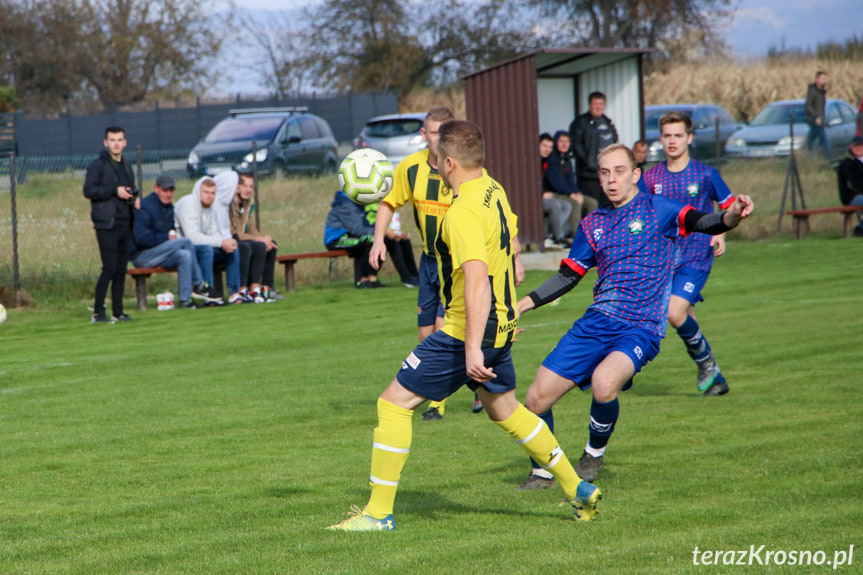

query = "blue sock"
676;315;712;363
588;398;619;450
530;410;554;471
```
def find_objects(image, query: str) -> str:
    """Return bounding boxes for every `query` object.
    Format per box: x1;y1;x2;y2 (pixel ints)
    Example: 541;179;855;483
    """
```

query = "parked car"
353;113;427;167
645;104;742;163
725;99;859;163
187;108;339;178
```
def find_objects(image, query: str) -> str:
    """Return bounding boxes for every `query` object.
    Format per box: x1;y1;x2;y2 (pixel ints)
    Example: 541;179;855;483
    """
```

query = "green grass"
1;238;861;573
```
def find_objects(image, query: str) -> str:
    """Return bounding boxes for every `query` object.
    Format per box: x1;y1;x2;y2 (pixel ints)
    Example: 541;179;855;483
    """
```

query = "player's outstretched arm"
519;262;584;315
369;201;395;270
723;194;754;227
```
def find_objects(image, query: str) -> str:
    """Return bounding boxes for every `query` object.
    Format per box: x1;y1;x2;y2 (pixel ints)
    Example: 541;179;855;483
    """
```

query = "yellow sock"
428;398;447;415
365;397;413;519
494;403;581;500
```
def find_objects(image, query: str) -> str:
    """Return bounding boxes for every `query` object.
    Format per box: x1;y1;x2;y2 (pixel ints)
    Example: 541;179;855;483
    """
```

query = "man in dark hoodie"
83;126;138;324
543;131;596;241
324;191;382;288
837;135;863;236
570;91;618;205
131;174;219;309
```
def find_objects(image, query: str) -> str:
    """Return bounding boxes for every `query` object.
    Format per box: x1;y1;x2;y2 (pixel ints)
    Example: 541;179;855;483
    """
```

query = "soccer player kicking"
640;111;737;396
516;144;752;488
328;120;600;531
369;106;480;420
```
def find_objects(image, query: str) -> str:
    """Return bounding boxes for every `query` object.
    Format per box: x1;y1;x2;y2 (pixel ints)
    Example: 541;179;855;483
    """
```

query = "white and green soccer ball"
0;303;6;324
339;149;394;205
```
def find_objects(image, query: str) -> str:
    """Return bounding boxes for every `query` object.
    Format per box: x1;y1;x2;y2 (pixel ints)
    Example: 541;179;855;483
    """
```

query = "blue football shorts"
542;310;661;390
396;330;516;402
417;252;445;327
670;264;710;305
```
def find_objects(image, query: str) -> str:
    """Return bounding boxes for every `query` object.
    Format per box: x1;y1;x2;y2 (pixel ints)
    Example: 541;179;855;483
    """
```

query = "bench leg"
135;275;150;311
213;266;225;296
843;213;854;238
284;261;297;292
793;216;808;240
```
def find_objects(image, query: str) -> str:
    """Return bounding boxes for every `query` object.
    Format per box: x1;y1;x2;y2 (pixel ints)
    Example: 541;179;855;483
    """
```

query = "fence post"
65;98;73;156
196;96;202;141
10;152;20;307
252;140;261;231
155;99;162;150
136;146;143;194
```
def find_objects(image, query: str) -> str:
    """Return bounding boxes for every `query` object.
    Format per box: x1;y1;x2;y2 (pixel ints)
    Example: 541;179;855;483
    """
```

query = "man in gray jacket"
805;70;830;159
175;177;241;304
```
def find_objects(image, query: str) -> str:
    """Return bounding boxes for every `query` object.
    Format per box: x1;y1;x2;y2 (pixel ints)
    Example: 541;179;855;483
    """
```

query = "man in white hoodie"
175;176;241;304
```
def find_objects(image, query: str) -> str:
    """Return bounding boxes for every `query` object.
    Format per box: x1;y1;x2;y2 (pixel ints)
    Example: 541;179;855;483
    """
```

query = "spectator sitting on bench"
324;190;382;288
229;172;284;303
365;202;419;288
175;176;240;305
837;135;863;237
131;174;220;309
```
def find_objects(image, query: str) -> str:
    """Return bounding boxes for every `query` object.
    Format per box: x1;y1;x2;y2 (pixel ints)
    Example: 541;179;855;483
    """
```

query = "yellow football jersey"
436;173;519;348
383;149;453;256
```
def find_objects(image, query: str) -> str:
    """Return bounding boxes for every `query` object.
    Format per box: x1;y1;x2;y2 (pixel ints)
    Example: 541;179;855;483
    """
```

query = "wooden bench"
276;250;360;292
786;205;863;239
127;263;226;311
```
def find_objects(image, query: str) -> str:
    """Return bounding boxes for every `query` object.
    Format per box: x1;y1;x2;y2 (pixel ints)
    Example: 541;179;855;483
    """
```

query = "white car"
353;113;427;167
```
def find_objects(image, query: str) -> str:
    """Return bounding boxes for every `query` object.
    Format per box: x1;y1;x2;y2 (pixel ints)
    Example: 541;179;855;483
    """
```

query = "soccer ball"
0;303;6;324
339;149;394;205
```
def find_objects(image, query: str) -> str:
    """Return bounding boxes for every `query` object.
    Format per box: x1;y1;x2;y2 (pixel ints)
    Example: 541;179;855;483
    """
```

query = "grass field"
1;237;861;574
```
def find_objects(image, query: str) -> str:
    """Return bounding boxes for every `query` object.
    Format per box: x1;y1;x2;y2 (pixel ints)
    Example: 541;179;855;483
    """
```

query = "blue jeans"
806;122;831;159
195;244;240;295
132;238;203;301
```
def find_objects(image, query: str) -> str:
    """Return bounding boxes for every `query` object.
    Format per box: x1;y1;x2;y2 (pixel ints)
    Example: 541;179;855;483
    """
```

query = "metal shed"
463;48;651;249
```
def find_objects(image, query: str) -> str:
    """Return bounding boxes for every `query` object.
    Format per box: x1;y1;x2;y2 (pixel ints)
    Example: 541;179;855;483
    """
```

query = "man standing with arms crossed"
516;144;752;488
369;106;462;421
570;91;618;205
640;111;737;397
328;120;600;531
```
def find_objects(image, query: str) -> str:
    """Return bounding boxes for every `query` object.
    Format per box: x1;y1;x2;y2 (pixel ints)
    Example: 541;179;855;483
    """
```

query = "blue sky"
722;0;862;56
228;0;861;57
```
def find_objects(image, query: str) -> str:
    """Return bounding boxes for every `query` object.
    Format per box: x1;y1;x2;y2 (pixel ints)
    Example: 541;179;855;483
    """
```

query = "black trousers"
94;224;131;316
384;237;418;283
238;239;277;288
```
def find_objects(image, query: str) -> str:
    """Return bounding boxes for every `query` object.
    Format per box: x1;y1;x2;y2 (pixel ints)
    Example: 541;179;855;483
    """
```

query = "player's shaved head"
426;106;454;126
437;120;484;169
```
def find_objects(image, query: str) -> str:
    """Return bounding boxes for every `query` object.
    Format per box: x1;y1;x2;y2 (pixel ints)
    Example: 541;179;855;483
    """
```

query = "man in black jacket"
83;126;138;323
570;91;618;205
805;71;830;159
837;136;863;236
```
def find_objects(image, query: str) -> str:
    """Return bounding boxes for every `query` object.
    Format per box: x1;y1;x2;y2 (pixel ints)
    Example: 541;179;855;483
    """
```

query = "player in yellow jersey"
328;119;600;531
370;106;478;420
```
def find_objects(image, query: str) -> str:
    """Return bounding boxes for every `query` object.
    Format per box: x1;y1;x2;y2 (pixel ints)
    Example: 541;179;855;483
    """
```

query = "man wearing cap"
837;135;863;236
131;174;220;309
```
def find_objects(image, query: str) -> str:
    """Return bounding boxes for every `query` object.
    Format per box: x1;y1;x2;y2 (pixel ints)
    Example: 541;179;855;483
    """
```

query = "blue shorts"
671;264;710;305
542;310;661;389
396;330;516;401
417;252;445;327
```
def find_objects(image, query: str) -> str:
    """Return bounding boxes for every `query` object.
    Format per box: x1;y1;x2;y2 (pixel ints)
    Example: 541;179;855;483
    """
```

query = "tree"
75;0;222;111
235;11;315;98
302;0;537;96
0;0;222;114
530;0;732;59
